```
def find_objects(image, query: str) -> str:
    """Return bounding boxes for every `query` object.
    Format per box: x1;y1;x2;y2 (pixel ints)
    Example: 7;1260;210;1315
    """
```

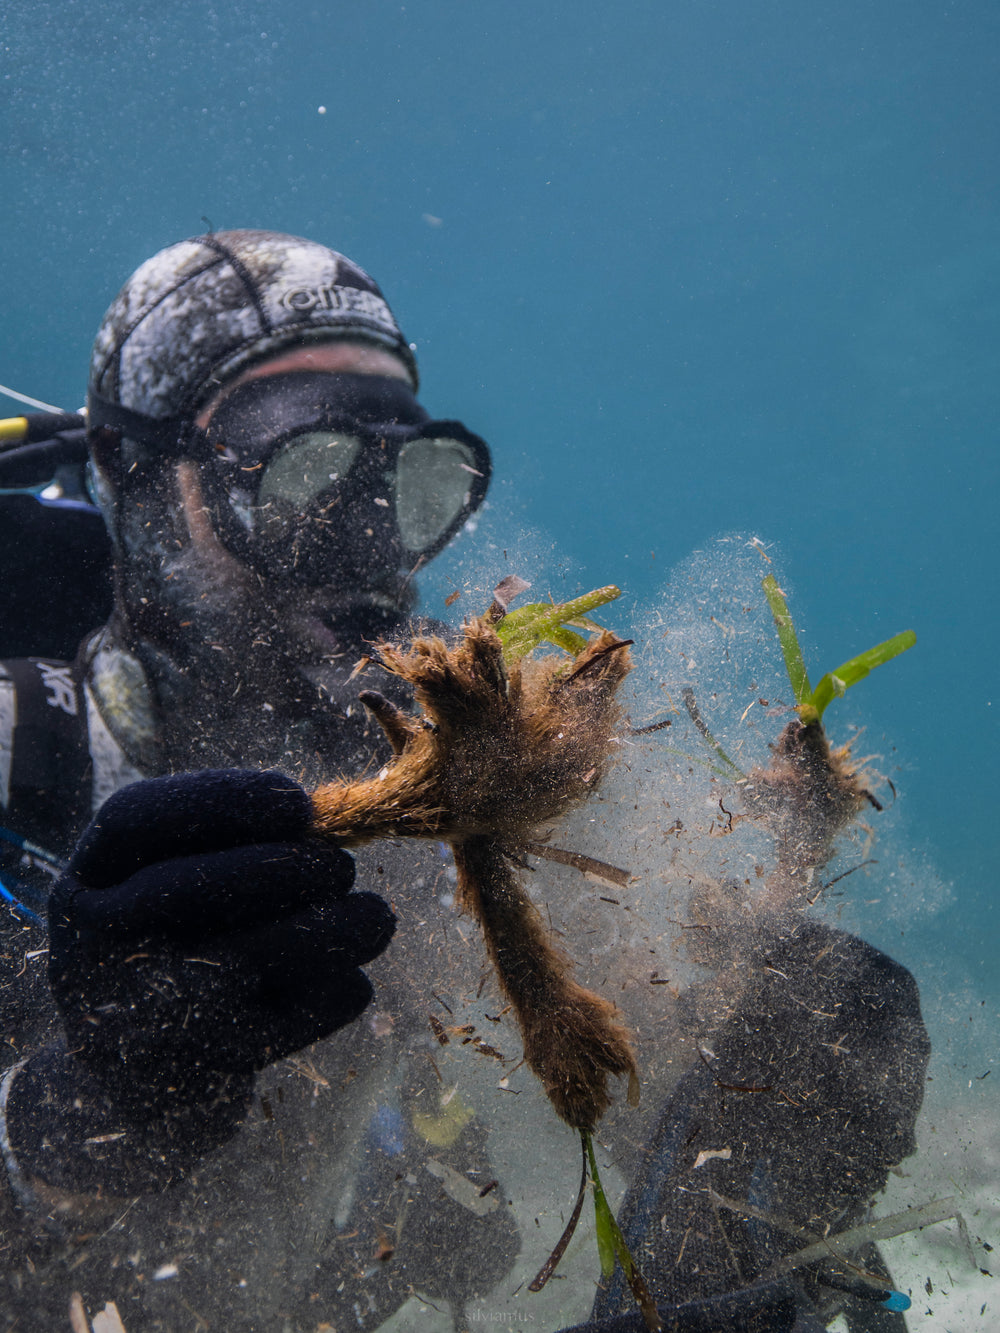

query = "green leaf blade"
832;630;917;686
496;586;622;664
545;626;589;655
762;575;812;705
584;1133;617;1279
810;630;917;721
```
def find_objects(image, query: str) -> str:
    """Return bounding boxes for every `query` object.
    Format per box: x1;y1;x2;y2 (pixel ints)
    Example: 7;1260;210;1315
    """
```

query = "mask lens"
258;431;362;508
395;437;478;551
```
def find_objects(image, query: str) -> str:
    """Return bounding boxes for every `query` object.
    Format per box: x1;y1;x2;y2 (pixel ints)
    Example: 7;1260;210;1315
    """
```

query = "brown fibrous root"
310;617;637;1130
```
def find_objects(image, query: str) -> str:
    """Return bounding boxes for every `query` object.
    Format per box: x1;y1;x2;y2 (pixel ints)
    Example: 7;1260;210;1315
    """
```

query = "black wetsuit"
0;649;929;1333
0;647;520;1332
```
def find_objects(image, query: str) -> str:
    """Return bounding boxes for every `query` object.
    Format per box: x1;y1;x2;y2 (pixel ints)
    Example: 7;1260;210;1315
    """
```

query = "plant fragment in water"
704;575;919;910
310;581;637;1131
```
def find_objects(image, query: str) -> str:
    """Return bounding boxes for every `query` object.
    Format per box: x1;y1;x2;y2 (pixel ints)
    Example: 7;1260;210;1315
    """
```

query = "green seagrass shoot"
762;575;915;726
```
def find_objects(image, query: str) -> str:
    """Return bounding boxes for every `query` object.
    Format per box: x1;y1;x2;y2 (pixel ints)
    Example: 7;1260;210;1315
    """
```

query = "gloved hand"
16;769;394;1191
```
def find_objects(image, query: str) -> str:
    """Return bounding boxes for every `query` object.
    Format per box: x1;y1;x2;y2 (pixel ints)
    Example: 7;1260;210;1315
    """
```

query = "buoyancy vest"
0;657;91;848
0;653;145;938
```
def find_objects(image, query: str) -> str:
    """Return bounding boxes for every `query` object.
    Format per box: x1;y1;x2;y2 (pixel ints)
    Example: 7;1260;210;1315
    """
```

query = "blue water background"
2;3;997;1032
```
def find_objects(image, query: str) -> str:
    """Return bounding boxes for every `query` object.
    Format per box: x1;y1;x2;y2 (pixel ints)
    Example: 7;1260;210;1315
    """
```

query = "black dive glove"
11;770;394;1194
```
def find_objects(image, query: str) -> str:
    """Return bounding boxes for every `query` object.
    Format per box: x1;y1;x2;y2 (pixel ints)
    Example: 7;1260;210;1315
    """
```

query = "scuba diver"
0;231;928;1333
0;230;515;1330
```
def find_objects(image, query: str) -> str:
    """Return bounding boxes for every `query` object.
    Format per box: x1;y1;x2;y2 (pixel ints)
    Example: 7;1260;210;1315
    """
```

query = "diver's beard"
111;539;415;774
124;537;412;667
278;578;417;656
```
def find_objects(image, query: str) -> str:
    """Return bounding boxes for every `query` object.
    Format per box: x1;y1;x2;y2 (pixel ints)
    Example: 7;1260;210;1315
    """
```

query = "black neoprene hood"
87;230;418;433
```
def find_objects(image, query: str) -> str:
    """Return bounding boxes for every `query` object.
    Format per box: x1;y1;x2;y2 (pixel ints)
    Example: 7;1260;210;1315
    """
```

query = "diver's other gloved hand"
19;770;393;1192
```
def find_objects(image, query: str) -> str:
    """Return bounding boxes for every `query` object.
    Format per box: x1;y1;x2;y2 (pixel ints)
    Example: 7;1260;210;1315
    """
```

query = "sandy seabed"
864;1060;998;1333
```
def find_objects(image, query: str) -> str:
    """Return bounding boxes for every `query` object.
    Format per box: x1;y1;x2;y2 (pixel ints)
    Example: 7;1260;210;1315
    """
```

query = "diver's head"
85;230;490;639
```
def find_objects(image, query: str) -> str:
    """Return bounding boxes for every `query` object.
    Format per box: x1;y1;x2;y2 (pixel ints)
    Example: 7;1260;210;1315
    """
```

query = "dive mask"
89;372;491;589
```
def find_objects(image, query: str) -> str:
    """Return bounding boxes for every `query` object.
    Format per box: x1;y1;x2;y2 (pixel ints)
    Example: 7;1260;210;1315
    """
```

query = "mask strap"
86;390;193;457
